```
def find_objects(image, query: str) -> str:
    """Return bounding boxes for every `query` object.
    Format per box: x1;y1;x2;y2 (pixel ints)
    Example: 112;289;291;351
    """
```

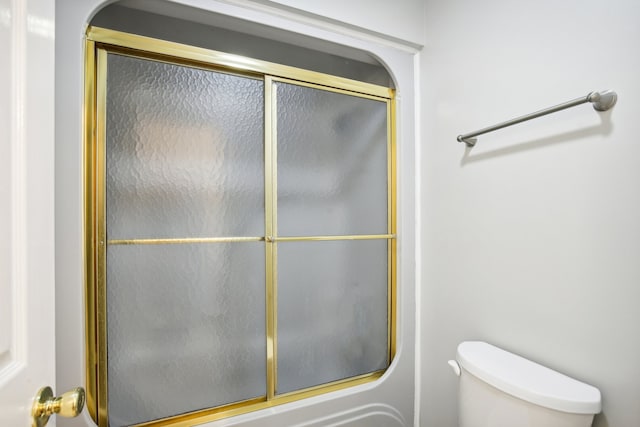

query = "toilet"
449;341;601;427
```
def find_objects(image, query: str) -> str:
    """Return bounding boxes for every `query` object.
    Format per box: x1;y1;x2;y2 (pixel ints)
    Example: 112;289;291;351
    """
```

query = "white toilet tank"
450;341;601;427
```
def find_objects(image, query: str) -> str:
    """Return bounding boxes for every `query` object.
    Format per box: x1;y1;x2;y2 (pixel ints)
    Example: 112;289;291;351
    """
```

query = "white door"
0;0;57;426
3;0;418;426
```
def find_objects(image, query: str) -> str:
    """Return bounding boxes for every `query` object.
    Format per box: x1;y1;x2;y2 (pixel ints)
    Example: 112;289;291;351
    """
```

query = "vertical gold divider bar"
264;76;278;399
95;48;109;427
83;39;98;422
388;95;398;360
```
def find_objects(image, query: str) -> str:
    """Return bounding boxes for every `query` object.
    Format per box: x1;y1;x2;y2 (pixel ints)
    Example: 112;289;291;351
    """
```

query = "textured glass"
276;82;388;236
106;243;266;427
276;240;388;394
106;54;264;239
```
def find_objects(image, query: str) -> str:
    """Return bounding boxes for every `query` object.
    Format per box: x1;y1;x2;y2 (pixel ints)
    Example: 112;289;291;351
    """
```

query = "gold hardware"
108;236;265;245
32;386;86;427
86;27;393;99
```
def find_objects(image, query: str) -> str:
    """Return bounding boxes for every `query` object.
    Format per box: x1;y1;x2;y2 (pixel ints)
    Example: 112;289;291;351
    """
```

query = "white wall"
420;0;640;426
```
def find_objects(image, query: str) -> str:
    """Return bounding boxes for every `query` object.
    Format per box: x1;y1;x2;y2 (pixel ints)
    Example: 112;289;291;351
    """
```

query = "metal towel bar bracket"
457;90;617;147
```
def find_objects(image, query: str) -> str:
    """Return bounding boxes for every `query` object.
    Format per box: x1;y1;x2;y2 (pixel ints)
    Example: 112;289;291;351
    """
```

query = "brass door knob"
32;386;86;427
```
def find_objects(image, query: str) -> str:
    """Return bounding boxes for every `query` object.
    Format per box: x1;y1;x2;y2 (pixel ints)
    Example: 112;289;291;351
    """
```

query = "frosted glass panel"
277;83;388;236
276;82;388;236
106;243;265;427
106;54;264;239
277;240;388;394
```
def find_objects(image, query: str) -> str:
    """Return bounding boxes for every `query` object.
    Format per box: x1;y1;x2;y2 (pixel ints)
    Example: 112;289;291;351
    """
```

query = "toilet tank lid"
456;341;601;415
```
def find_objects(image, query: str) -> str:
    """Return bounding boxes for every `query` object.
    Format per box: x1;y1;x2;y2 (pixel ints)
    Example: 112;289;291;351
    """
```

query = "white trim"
218;0;422;53
121;0;422;53
413;51;422;427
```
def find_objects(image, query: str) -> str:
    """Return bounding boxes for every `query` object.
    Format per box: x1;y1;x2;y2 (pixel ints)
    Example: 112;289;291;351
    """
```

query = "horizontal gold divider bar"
108;235;396;245
108;237;265;245
274;234;396;242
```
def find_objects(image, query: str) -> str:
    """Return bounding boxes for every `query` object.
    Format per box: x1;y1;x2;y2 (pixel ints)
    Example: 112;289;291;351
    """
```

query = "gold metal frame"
84;27;397;427
108;237;265;245
265;75;278;400
83;38;97;422
86;26;392;99
95;46;110;427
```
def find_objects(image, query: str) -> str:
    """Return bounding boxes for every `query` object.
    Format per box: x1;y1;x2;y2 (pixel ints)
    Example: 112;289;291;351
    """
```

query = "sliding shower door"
103;53;266;426
273;80;391;395
85;28;395;427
